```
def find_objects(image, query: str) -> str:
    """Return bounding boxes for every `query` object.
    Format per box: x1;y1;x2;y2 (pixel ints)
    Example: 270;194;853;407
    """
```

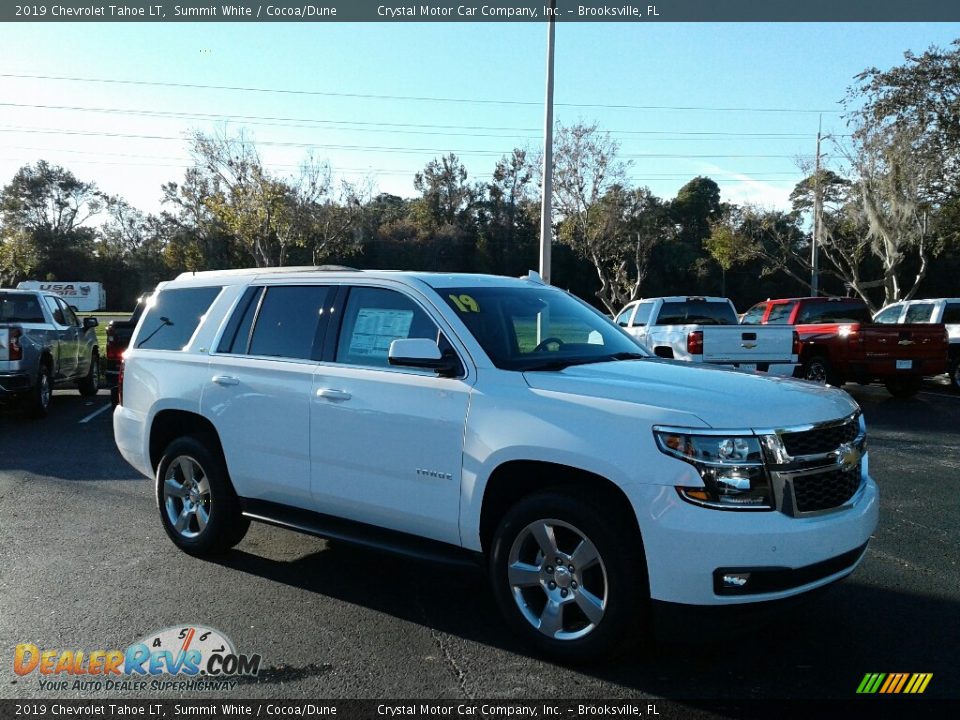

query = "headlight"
653;429;773;510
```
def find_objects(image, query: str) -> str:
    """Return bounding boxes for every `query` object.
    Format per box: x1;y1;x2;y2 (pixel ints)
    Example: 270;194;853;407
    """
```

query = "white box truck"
15;281;106;312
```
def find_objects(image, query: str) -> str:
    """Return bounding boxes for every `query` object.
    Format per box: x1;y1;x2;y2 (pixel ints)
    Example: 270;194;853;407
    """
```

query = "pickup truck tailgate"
700;325;796;363
860;323;948;371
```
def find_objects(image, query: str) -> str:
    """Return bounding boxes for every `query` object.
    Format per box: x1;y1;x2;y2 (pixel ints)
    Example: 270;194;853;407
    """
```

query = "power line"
0;126;817;160
0;72;844;114
0;101;843;140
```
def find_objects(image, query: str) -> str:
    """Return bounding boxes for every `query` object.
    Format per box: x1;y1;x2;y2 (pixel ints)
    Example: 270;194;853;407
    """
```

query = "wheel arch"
149;409;225;474
478;460;643;556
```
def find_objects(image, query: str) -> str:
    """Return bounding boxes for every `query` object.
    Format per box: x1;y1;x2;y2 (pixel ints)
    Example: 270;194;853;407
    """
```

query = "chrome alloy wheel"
805;360;827;384
163;456;212;539
506;518;608;641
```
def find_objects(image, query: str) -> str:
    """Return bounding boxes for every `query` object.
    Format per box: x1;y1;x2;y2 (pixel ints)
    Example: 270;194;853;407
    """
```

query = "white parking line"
79;403;112;424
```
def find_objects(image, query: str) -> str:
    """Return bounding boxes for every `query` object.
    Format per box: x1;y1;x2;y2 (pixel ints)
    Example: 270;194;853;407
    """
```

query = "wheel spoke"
195;474;210;496
164;478;187;499
176;458;196;484
195;504;209;532
174;507;191;532
508;561;541;588
571;538;600;571
530;522;559;558
538;599;564;637
574;588;605;625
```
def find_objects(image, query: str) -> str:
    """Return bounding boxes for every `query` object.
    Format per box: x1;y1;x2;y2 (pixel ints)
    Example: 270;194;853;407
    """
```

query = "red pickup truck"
742;297;948;397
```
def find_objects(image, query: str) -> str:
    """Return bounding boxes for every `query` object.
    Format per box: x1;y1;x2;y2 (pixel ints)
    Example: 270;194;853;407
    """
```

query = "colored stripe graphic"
857;672;932;694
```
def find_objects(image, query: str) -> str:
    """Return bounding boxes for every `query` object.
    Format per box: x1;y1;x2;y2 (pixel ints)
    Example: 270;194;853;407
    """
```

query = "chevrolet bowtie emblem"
835;442;862;472
898;339;914;346
741;342;757;349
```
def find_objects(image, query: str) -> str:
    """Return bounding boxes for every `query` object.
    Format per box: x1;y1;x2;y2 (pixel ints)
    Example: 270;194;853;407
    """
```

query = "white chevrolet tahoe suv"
114;268;878;659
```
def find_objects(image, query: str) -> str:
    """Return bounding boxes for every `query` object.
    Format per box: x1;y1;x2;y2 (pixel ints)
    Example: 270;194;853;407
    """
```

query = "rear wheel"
78;353;100;397
802;355;835;385
950;360;960;393
884;377;922;399
489;489;646;661
25;364;53;418
156;435;249;555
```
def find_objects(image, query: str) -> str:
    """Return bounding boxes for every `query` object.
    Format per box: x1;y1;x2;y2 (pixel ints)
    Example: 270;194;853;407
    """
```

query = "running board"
240;498;482;569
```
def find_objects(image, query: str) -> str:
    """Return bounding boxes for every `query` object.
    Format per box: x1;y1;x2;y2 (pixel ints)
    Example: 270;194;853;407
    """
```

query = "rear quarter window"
943;304;960;324
135;286;222;351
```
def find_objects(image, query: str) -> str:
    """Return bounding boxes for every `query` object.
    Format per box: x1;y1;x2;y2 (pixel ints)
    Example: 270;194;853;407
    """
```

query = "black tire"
155;435;250;555
488;488;647;662
950;360;960;394
78;353;100;397
802;355;840;386
25;363;53;418
884;377;923;399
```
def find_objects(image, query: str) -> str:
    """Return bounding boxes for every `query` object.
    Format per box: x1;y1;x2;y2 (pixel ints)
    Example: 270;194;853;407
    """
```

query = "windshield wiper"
605;352;647;361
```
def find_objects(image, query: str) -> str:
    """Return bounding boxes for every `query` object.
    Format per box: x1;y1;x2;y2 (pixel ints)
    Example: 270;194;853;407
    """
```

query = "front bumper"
630;473;878;606
0;372;32;396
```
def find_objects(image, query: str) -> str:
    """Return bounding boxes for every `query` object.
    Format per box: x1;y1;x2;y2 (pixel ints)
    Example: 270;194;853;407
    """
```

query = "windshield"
441;285;648;371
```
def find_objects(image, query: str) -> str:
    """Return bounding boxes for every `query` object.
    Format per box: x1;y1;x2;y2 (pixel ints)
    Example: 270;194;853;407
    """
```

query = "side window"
248;286;333;360
943;303;960;324
615;306;634;327
136;286;222;351
904;303;934;323
335;287;440;368
632;303;653;326
217;287;263;354
741;304;766;325
766;302;797;324
873;304;903;324
43;296;66;325
58;298;79;327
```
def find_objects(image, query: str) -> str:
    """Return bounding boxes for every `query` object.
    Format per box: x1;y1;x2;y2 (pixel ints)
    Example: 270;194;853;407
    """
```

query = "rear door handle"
316;388;352;402
212;375;240;386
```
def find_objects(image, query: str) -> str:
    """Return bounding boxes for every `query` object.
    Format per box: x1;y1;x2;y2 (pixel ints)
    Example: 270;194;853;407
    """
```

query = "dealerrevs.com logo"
13;625;261;692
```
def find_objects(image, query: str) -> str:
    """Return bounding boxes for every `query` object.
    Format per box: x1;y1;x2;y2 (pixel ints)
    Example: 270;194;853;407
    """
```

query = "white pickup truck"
873;297;960;392
616;296;799;375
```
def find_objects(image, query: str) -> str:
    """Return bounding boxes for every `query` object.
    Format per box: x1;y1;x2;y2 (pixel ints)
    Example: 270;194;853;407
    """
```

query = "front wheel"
156;436;249;555
884;377;922;399
489;490;646;661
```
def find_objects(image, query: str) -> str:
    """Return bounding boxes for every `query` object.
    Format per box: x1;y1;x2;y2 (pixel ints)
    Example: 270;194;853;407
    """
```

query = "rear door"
42;295;77;379
203;284;335;509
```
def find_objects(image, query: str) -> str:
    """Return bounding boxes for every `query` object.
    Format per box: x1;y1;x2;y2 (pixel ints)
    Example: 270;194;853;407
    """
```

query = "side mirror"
83;317;99;330
388;338;457;376
70;305;79;312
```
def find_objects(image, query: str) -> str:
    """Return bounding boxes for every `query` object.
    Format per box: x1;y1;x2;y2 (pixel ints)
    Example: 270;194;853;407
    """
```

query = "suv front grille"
781;417;859;457
791;463;862;513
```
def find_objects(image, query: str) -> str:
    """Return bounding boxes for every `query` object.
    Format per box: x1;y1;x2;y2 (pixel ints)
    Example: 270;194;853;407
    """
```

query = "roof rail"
174;265;361;281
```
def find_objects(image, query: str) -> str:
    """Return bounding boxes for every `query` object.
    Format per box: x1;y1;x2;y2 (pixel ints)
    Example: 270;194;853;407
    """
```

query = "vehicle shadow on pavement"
209;544;958;700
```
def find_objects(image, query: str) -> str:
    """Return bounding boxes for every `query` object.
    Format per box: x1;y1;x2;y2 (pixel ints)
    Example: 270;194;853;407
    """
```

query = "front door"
310;285;471;545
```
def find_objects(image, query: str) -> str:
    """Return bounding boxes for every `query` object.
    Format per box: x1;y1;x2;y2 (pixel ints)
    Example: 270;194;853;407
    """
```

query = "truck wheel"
25;364;53;418
950;360;960;394
884;377;923;399
156;436;249;555
802;356;837;386
489;489;646;661
78;353;100;397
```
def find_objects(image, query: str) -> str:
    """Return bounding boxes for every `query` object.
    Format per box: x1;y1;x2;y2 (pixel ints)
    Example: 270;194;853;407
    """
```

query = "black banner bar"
3;1;960;23
1;699;959;720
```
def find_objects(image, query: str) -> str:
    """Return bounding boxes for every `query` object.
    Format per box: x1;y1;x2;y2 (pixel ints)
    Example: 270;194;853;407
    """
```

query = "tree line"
2;42;958;313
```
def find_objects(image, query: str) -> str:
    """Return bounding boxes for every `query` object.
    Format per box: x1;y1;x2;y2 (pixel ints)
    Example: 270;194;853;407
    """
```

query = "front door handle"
316;388;352;402
212;375;240;386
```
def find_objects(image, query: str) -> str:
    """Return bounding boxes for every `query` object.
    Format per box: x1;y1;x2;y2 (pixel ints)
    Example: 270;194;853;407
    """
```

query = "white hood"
523;359;858;430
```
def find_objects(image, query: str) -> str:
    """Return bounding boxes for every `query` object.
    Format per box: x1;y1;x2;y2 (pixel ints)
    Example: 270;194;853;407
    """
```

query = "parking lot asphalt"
0;380;958;706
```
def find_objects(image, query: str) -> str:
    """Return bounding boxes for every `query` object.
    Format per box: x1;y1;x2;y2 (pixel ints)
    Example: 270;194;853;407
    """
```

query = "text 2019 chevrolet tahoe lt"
113;268;878;659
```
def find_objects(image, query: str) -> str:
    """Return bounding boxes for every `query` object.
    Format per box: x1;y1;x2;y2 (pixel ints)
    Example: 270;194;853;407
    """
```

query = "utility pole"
538;0;556;284
811;115;822;296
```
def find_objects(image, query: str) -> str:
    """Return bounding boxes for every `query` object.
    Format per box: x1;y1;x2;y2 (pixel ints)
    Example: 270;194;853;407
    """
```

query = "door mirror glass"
83;317;99;330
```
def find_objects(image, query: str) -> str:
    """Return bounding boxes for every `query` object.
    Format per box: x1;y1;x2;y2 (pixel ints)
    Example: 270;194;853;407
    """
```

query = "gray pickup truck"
0;288;100;417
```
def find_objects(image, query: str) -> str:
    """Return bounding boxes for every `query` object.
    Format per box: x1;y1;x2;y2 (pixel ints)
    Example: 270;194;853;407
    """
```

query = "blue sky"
1;21;958;215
